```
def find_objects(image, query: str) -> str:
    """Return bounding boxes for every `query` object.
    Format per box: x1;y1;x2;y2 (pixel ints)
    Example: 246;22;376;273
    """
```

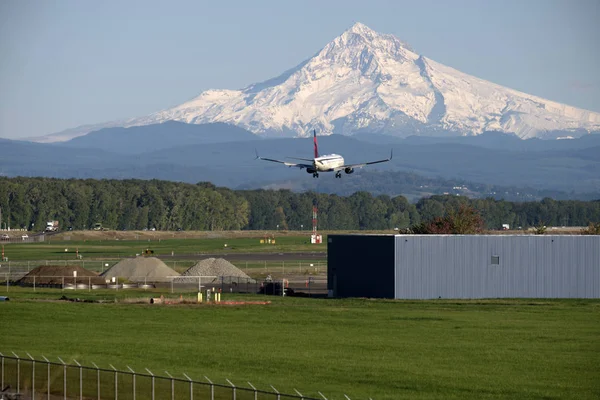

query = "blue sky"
0;0;598;139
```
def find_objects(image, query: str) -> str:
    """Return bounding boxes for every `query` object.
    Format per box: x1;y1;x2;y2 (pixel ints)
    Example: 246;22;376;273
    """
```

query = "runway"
167;252;327;261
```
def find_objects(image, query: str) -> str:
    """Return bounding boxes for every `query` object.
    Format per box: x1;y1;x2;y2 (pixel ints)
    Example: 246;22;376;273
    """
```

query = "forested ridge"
0;177;599;231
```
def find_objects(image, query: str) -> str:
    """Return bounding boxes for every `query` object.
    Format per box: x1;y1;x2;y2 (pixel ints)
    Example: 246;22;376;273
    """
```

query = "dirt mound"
174;258;255;284
101;257;179;283
18;265;105;285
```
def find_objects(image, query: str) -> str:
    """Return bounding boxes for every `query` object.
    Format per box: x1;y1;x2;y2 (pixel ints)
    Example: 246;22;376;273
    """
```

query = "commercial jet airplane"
256;130;392;178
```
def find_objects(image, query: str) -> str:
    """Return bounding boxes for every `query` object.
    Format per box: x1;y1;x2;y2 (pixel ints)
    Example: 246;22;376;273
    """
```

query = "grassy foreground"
1;291;599;399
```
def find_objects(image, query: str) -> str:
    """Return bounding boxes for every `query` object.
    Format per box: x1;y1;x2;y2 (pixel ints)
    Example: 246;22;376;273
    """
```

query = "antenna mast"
311;206;322;244
312;206;317;236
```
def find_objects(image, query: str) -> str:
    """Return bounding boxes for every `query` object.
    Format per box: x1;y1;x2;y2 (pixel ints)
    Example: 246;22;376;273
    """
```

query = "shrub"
581;222;600;235
408;204;484;234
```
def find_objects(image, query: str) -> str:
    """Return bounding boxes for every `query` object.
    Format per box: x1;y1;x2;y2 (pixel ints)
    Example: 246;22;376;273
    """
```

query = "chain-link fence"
0;260;327;281
0;353;326;400
0;260;121;281
0;275;328;297
0;257;328;296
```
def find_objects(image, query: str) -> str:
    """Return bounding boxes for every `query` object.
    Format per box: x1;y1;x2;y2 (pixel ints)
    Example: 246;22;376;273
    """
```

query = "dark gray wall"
327;235;395;298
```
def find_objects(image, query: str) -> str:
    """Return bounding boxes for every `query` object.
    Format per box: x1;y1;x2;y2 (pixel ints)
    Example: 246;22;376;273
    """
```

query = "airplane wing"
286;157;314;162
333;150;393;171
255;150;313;169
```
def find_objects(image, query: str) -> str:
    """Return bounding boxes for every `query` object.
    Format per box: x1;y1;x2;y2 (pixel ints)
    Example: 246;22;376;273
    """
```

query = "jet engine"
306;168;316;174
344;167;354;174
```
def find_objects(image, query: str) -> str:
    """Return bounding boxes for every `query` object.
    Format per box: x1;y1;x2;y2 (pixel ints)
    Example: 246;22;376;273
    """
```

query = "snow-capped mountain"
36;22;600;142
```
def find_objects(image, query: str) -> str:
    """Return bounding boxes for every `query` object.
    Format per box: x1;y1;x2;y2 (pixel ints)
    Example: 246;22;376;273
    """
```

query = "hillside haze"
2;125;599;200
61;121;260;154
34;22;600;143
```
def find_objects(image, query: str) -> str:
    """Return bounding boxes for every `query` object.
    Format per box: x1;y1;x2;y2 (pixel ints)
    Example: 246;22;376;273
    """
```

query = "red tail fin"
313;130;319;158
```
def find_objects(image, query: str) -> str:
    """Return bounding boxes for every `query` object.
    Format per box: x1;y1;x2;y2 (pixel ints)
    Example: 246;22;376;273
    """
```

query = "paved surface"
166;252;327;261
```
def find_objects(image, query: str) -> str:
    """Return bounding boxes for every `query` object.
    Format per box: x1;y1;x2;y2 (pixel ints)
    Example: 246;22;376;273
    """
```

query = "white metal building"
327;234;600;299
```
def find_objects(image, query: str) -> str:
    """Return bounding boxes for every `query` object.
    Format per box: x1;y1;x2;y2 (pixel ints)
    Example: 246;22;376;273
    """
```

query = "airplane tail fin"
313;129;319;158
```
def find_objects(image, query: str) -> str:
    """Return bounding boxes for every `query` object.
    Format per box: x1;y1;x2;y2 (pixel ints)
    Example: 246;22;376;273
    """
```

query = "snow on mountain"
35;22;600;142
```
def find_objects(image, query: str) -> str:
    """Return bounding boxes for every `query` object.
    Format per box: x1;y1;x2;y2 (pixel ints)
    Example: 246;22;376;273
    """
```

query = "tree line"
0;177;598;232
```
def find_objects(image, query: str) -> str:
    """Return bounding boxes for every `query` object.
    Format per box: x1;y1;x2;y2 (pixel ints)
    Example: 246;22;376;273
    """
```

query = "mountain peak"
316;22;416;77
336;22;415;55
346;22;376;36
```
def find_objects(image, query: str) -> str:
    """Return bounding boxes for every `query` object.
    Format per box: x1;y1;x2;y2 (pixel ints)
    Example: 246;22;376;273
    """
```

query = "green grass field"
1;233;324;261
1;289;599;399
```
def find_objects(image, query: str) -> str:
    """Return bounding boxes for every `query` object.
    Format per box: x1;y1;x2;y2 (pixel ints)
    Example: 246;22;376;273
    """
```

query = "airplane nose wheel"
313;172;319;178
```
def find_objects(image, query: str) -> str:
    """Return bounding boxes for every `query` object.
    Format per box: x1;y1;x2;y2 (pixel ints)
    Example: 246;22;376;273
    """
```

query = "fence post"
270;385;280;400
205;376;214;400
42;356;51;400
247;382;257;400
0;352;4;393
226;378;236;400
12;352;20;395
183;373;193;400
57;357;66;400
318;392;328;400
27;353;35;400
74;360;82;400
127;366;136;400
110;364;118;400
145;368;155;400
165;371;175;400
91;362;100;400
294;389;304;400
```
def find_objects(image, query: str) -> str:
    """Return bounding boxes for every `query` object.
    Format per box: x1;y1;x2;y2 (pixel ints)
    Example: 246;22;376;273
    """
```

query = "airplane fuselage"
314;154;344;171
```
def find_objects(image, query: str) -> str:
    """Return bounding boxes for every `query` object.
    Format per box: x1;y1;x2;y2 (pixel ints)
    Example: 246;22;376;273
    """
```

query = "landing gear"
335;171;342;178
312;172;319;178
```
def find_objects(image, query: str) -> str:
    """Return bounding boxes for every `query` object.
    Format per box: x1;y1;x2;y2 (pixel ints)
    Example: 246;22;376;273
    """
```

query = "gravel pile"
101;257;179;283
174;258;255;284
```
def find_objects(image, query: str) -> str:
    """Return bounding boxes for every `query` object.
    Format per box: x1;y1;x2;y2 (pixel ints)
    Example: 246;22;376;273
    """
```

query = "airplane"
255;130;392;178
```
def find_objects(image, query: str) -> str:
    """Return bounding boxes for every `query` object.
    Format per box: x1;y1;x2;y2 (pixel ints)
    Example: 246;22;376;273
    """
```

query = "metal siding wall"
394;235;600;299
